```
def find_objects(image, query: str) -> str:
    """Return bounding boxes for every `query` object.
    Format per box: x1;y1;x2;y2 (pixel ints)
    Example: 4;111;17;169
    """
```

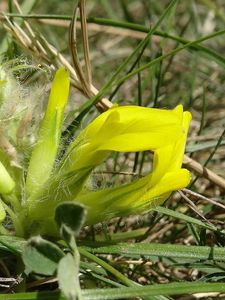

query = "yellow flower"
0;66;192;237
25;104;191;235
75;105;192;224
61;105;187;173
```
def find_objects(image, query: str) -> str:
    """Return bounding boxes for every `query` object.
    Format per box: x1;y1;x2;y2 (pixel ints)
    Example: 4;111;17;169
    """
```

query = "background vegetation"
0;0;225;299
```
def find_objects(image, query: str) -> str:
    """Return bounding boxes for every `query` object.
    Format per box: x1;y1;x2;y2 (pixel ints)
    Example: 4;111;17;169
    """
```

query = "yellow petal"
150;144;175;187
77;168;190;225
85;105;183;138
98;126;182;152
64;105;185;172
140;168;191;207
168;111;192;171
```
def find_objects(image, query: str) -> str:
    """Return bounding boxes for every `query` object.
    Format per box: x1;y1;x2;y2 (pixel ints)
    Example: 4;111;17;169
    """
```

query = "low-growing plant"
0;65;191;238
1;0;225;299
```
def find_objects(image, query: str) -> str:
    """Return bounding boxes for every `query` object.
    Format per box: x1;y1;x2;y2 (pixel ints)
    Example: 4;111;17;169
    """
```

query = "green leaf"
57;253;81;300
0;235;26;254
55;202;86;240
86;17;225;68
55;202;84;299
114;29;225;87
85;243;225;261
154;206;220;232
0;291;64;300
1;282;225;299
22;236;64;276
79;248;162;300
82;282;225;299
186;139;225;152
80;261;107;276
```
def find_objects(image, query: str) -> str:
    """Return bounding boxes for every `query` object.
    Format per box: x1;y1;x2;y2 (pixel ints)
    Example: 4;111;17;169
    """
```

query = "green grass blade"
63;0;179;137
190;129;225;187
0;292;65;300
2;282;225;299
5;14;225;68
79;248;160;300
154;206;220;232
0;0;37;54
85;242;225;261
82;282;225;299
79;247;137;287
186;140;225;153
114;29;225;87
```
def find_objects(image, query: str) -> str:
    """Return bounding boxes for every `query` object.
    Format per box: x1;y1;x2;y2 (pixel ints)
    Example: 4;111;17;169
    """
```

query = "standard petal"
84;105;183;139
98;125;182;152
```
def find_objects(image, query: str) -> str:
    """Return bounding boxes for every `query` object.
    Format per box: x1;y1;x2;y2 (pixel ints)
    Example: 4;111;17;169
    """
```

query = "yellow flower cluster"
69;105;192;224
0;68;191;236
